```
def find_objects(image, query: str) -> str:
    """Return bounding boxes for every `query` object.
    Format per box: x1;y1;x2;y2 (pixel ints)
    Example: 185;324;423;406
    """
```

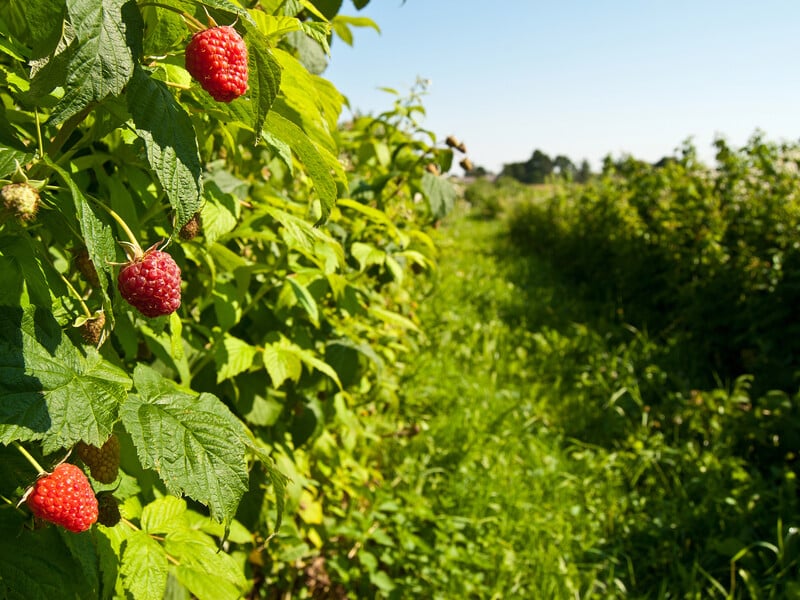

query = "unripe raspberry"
96;492;121;527
2;183;40;221
76;434;120;484
26;463;98;533
118;248;181;318
74;247;101;288
179;212;202;240
185;26;248;103
80;312;106;346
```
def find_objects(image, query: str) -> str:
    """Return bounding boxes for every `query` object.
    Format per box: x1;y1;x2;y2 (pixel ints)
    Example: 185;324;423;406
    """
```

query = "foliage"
488;141;800;596
0;0;457;597
501;148;592;184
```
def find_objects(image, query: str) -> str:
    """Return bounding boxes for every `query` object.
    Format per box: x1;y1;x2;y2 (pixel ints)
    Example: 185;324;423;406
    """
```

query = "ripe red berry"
26;463;98;533
118;248;181;317
75;434;120;484
185;26;248;103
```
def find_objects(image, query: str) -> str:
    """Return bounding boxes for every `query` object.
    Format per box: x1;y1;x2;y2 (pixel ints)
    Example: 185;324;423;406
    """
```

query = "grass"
362;198;800;598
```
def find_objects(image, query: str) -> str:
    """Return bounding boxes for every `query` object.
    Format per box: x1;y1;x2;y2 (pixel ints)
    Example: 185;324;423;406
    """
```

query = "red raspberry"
185;26;248;103
75;434;120;484
118;248;181;317
26;463;98;533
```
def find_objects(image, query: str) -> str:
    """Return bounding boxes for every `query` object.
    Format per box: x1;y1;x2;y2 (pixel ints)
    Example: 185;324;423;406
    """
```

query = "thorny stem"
13;441;46;475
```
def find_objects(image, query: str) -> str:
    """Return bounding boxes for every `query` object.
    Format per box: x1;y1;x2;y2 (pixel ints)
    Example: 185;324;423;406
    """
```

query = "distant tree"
553;155;576;179
525;149;553;183
575;159;592;183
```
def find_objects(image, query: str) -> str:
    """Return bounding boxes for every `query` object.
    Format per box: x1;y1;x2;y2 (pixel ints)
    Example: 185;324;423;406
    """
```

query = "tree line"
499;149;592;183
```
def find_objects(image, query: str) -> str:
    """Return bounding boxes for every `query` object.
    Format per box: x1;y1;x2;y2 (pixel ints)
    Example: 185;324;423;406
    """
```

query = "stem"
94;201;141;248
34;111;44;159
47;105;93;158
139;2;206;31
13;441;46;475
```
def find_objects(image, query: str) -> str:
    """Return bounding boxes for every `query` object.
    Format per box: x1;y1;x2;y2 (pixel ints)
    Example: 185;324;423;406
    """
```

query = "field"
1;2;799;598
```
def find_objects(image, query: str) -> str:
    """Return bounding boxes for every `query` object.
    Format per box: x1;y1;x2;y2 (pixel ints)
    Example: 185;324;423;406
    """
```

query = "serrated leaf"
126;67;202;229
262;342;303;388
265;111;337;224
1;0;65;54
49;0;140;125
0;146;32;178
421;170;456;219
0;306;131;452
242;22;281;143
45;160;116;312
120;530;169;600
121;365;249;524
141;496;187;535
165;529;247;600
215;335;259;383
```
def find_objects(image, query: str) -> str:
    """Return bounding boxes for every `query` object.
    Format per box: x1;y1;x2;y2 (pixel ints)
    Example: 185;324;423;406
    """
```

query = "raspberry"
75;434;119;484
96;492;121;527
117;248;181;317
26;463;98;533
80;312;106;346
2;182;40;221
74;247;101;288
179;212;202;240
185;26;248;103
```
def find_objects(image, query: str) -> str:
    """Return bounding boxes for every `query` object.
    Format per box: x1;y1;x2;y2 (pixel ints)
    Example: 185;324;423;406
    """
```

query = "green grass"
358;200;800;599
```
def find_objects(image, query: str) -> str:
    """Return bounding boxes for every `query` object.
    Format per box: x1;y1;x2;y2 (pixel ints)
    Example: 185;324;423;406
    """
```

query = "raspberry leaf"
265;111;337;224
121;365;249;524
48;0;141;125
45;160;116;317
120;530;169;600
0;146;33;179
125;67;202;230
242;22;281;143
0;306;131;452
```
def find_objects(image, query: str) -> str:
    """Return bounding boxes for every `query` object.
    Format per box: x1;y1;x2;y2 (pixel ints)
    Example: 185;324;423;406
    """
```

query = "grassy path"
382;208;622;598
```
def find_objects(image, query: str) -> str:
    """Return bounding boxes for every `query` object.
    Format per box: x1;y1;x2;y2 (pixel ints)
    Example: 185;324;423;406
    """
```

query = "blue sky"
323;0;800;173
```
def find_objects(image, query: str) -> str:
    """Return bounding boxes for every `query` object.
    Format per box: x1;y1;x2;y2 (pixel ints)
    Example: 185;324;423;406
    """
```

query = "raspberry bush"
0;0;454;597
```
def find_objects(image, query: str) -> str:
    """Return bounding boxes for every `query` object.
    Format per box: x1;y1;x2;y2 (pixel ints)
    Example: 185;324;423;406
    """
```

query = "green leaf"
265;111;337;224
286;277;320;326
242;22;281;143
421;171;457;219
120;530;169;600
262;341;303;388
121;365;249;524
215;335;259;384
45;160;116;312
141;496;188;535
0;509;98;600
0;306;131;453
126;67;202;229
165;529;248;600
0;0;65;54
351;241;385;270
0;146;33;179
246;442;288;533
49;0;141;124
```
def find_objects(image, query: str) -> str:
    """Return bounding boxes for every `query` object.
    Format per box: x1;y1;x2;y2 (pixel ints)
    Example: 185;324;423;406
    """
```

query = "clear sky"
323;0;800;173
